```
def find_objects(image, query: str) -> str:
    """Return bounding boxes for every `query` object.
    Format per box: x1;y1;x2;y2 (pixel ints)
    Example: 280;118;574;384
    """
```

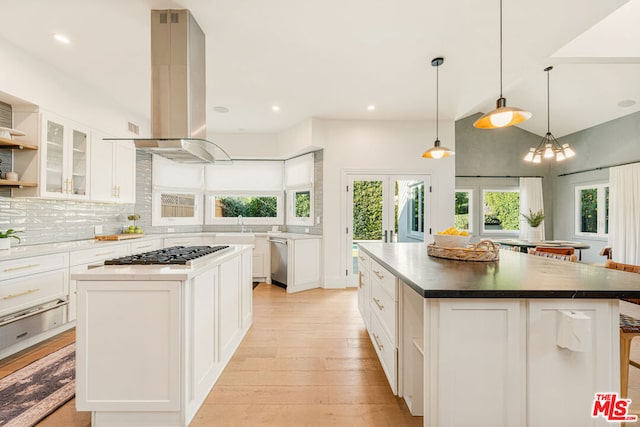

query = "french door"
346;173;431;286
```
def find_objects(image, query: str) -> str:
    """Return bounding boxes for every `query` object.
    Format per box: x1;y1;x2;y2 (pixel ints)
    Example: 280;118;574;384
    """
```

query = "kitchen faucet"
238;215;245;233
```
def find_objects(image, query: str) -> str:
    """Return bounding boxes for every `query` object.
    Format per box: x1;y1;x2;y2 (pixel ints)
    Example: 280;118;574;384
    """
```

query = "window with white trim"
152;190;203;226
205;191;284;225
287;186;314;226
455;189;473;233
575;184;609;237
482;189;520;234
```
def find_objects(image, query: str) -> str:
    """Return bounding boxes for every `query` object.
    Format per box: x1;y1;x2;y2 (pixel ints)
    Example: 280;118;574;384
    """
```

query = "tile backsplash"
0;197;133;245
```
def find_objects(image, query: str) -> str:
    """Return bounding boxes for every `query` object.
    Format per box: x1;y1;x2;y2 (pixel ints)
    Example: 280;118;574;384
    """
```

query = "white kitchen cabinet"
287;238;322;293
13;110;90;199
90;133;136;203
357;250;371;329
252;235;270;283
0;252;70;359
74;246;253;426
68;243;132;322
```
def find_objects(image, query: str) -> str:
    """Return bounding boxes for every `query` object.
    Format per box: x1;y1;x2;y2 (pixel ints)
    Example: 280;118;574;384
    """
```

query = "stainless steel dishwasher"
269;237;288;288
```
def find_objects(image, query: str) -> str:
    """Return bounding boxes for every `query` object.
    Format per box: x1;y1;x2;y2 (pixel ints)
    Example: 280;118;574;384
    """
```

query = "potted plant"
521;209;545;241
0;228;22;250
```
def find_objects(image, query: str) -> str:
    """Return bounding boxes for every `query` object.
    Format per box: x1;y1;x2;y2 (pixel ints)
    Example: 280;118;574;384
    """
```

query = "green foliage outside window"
218;196;277;218
353;181;383;240
455;191;470;230
484;191;520;231
295;191;311;217
580;189;598;233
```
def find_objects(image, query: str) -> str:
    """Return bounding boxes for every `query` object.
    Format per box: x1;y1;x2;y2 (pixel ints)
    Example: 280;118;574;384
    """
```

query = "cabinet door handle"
2;288;40;300
94;251;115;257
359;272;363;289
373;270;384;280
4;263;40;272
373;333;384;351
135;244;153;249
70;178;74;194
116;186;120;198
112;186;117;198
359;255;366;262
373;297;384;310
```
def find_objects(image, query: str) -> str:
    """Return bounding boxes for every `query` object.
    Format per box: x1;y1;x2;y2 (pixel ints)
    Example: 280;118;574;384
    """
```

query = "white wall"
0;37;148;137
316;119;455;288
212;133;279;159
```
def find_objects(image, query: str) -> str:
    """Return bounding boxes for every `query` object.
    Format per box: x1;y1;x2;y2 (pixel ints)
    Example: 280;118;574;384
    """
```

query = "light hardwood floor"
0;284;421;426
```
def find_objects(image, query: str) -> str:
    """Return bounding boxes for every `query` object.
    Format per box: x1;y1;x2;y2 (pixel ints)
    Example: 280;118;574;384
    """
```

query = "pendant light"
422;57;454;159
523;66;575;163
473;0;531;129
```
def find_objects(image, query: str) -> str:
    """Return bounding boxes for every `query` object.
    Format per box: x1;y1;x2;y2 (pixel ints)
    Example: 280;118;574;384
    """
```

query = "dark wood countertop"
358;242;640;299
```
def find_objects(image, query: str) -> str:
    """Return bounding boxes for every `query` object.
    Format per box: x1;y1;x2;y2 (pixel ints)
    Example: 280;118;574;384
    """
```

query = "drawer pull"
359;255;366;262
94;251;115;257
135;244;153;249
3;288;40;300
373;333;384;351
4;263;40;273
373;297;384;310
373;270;384;280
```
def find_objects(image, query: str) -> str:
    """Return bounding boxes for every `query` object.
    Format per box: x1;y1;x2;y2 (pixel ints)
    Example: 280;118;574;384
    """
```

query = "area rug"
0;343;75;427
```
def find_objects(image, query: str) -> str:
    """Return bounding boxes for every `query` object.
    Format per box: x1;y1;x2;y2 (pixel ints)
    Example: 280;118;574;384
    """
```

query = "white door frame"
343;170;432;287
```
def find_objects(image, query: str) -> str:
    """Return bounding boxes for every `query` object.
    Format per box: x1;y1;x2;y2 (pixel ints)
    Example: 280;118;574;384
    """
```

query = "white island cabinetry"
359;243;629;427
73;245;253;427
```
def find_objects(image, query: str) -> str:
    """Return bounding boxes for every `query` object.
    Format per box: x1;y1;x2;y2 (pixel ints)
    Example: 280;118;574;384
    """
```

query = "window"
482;189;520;234
152;191;203;226
455;190;473;232
287;187;314;226
575;184;609;237
408;182;425;237
205;191;284;225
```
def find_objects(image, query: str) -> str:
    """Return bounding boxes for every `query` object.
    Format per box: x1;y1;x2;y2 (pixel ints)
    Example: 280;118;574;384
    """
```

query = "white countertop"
71;245;253;281
0;231;321;262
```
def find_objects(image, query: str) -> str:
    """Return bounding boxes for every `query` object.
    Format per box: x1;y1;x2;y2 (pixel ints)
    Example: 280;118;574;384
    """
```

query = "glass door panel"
71;129;87;196
347;173;430;285
351;179;385;275
45;120;65;194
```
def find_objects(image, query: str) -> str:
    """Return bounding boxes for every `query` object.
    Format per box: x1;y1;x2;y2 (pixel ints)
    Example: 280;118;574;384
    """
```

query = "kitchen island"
358;242;640;427
71;244;253;427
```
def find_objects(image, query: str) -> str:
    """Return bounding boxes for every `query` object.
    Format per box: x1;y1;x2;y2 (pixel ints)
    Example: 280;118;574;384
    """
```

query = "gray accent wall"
552;111;640;263
455;113;555;239
456;110;640;264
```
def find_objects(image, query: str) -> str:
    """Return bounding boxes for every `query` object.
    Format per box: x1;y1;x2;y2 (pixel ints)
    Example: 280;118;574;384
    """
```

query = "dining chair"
527;248;577;262
606;259;640;398
534;246;574;256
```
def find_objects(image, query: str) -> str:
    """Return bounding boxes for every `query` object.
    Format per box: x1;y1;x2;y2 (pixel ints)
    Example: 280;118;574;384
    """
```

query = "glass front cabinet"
40;113;90;199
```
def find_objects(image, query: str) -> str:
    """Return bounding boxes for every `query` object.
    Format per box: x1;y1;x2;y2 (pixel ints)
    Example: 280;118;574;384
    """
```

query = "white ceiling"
0;0;638;137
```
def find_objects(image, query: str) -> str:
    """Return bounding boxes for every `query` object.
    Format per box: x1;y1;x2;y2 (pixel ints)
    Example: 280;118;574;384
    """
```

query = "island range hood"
107;9;231;164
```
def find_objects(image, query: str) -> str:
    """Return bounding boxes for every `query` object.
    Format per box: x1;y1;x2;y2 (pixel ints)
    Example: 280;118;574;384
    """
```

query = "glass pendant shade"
562;144;576;158
523;148;535;162
533;153;542;163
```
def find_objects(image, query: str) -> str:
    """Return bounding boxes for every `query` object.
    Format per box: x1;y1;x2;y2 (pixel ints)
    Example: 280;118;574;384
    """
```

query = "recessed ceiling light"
272;105;280;112
367;105;376;111
213;106;229;113
53;34;71;44
618;99;636;108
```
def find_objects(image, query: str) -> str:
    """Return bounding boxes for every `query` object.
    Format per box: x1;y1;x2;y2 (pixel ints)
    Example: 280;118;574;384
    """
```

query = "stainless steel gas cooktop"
104;245;230;265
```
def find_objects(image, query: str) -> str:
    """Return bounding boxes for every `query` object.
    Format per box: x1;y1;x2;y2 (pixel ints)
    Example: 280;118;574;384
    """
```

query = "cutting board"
95;234;145;241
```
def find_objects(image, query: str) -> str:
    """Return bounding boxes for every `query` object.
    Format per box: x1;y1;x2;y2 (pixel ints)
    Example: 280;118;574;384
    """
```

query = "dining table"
492;239;591;260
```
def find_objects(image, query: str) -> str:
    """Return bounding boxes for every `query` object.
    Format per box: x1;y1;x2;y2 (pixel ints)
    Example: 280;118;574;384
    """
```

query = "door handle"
383;230;388;243
389;230;394;242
